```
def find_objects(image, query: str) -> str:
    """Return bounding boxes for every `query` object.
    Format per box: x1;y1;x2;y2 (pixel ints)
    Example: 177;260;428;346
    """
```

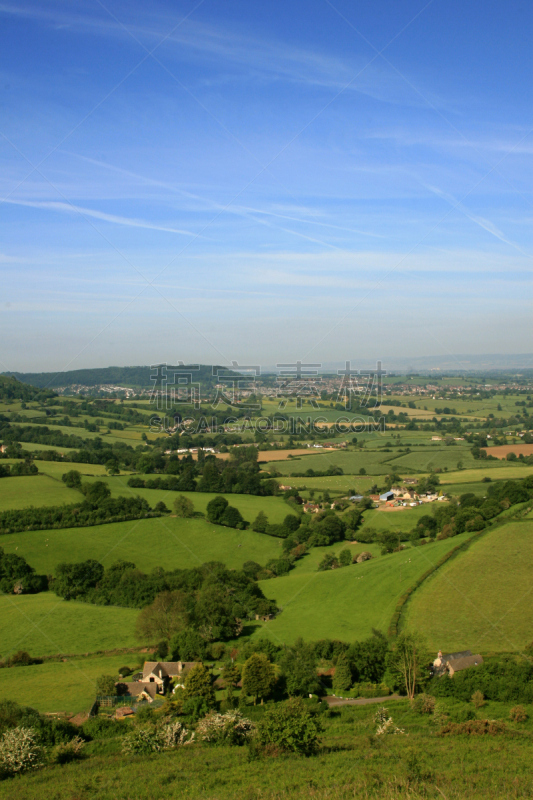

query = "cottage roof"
442;650;472;661
142;660;198;680
121;682;158;698
447;654;483;672
142;661;182;680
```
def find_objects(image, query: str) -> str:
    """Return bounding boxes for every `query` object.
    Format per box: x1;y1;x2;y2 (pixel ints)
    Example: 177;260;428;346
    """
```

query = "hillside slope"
403;520;533;652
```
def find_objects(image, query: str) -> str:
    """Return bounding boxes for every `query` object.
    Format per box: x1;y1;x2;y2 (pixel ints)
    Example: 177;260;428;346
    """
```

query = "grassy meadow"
403;520;533;652
0;475;83;511
1;697;532;799
0;653;141;715
81;475;299;524
0;593;138;658
255;533;472;644
0;516;285;576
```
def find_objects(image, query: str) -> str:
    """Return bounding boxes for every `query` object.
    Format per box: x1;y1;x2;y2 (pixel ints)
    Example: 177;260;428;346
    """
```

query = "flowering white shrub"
373;707;405;736
158;721;195;749
196;710;255;745
0;726;43;775
123;722;194;755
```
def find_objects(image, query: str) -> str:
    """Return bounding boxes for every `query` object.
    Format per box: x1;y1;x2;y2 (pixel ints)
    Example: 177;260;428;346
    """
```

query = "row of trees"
0;461;38;478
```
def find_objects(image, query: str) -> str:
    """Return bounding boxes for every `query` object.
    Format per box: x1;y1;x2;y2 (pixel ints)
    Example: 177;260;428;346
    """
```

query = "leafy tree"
170;629;207;661
347;632;389;683
135;590;189;641
183;664;215;707
280;639;321;696
252;511;268;533
96;675;117;697
242;653;276;704
333;654;352;694
318;552;339;571
241;560;262;579
386;633;429;699
193;584;240;641
173;495;195;518
220;505;246;529
282;514;300;534
206;496;228;523
338;549;352;567
81;481;111;505
222;662;241;688
53;560;104;600
377;530;400;555
257;697;323;755
61;470;81;489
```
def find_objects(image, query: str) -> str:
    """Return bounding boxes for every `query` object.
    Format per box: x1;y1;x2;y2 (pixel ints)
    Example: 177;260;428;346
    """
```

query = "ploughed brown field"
257;448;336;461
487;443;533;459
189;448;335;461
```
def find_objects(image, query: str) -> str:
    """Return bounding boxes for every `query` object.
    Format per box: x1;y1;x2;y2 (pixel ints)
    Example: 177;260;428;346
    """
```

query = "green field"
357;503;439;535
0;475;82;511
3;459;125;479
403;520;533;652
440;465;533;484
0;653;139;714
0;516;285;575
254;533;472;644
267;449;401;476
0;593;138;657
12;422;141;448
81;476;299;524
289;475;378;494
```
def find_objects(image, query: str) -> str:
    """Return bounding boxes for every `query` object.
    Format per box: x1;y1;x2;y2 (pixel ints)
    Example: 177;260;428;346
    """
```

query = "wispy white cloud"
0;2;433;107
1;197;198;237
423;184;530;255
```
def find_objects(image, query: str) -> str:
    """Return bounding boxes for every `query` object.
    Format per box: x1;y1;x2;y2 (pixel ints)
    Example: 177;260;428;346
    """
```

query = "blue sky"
0;0;531;372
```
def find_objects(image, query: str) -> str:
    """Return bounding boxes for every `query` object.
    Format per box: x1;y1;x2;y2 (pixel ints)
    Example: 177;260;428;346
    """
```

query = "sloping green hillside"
403;520;533;652
0;516;284;575
0;592;138;657
254;533;472;645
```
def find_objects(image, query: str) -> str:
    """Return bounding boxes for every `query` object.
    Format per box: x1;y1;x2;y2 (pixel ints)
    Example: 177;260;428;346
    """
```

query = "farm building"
349;495;364;501
303;503;320;513
432;650;483;677
379;491;394;501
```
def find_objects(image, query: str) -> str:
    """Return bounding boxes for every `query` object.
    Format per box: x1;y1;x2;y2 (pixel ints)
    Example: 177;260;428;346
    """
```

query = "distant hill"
0;375;56;402
2;365;241;390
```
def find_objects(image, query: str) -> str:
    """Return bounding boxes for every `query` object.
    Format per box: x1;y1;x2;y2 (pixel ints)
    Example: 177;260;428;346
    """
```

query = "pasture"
439;465;533;484
0;653;140;714
356;503;440;536
0;516;285;576
403;520;533;652
3;459;124;479
255;533;471;644
0;593;138;658
80;476;298;524
266;449;400;476
0;475;82;511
